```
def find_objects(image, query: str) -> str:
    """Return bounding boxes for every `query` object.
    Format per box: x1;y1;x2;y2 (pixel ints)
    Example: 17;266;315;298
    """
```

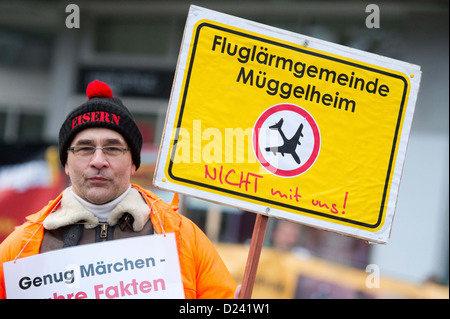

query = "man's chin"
84;188;114;205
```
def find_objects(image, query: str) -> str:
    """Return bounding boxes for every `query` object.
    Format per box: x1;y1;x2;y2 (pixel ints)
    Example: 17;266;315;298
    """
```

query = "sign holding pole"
154;5;422;296
239;214;269;299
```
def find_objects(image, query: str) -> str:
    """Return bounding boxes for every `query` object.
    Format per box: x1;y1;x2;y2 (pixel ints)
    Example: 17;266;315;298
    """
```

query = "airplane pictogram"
265;118;304;164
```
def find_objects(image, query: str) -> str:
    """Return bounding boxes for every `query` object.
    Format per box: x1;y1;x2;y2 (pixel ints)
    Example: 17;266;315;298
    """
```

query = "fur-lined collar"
43;187;150;231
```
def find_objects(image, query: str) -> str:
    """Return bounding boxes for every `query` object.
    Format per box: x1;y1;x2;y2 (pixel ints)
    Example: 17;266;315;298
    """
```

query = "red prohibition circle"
253;103;321;177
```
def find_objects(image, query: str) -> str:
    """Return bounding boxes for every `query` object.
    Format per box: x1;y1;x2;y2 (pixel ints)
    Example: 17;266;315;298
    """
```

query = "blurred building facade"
0;0;448;292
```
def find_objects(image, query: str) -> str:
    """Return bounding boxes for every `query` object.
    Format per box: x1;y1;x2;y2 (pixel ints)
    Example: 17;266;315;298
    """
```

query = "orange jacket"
0;185;236;299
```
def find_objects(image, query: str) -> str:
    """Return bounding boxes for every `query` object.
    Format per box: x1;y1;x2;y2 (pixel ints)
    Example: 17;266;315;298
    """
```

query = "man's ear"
65;163;70;176
130;164;136;176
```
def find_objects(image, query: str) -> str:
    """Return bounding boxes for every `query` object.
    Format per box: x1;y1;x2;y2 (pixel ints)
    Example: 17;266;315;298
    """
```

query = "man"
0;80;237;299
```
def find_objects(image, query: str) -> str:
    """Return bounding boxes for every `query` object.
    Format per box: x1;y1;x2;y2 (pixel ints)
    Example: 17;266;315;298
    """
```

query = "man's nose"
89;148;109;167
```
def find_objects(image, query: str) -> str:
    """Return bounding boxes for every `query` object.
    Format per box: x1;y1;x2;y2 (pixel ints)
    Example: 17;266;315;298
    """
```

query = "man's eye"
103;146;123;155
75;147;94;155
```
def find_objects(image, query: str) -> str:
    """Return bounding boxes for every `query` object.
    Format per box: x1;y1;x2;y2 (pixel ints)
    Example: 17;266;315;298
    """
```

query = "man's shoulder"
132;184;179;211
133;186;203;236
25;193;64;224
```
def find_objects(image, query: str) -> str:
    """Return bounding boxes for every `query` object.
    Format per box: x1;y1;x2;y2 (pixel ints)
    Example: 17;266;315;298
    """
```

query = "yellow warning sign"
154;6;422;243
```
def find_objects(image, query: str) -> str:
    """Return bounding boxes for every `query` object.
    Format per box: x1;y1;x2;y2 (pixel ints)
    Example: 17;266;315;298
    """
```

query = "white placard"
3;233;184;299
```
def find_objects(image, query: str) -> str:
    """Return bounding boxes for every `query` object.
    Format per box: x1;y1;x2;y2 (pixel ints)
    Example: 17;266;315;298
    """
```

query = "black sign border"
167;22;409;230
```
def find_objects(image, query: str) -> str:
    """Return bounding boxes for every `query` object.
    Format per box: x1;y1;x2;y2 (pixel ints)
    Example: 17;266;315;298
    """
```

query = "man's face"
65;127;136;204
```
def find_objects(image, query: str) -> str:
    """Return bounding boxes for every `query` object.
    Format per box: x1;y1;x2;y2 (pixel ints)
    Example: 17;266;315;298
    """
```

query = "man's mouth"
88;176;109;183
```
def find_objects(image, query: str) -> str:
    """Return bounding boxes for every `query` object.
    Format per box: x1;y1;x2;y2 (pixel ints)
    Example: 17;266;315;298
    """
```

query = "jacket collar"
25;185;181;236
42;187;152;231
